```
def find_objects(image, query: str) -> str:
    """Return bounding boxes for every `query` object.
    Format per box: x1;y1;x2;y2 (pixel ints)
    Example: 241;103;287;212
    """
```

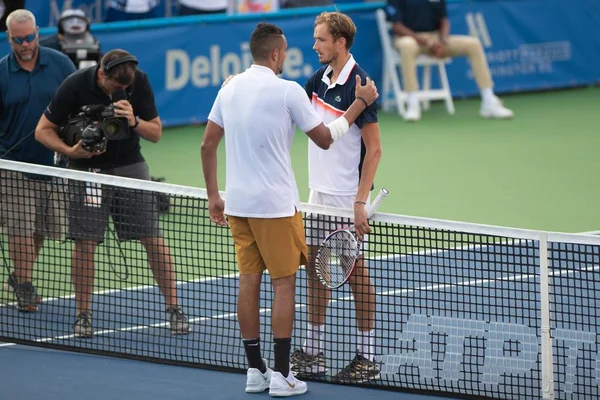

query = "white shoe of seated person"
269;371;308;397
480;96;514;119
245;359;273;393
404;99;421;122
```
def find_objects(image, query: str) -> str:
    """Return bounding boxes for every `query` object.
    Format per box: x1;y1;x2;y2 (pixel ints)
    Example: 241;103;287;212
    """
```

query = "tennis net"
1;158;600;400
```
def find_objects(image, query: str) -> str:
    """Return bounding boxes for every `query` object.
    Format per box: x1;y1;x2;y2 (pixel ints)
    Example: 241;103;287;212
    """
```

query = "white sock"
357;329;375;361
303;323;324;356
481;87;495;104
407;92;418;106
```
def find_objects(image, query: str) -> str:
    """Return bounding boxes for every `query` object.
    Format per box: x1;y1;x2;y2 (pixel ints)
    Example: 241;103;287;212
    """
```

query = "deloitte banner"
17;4;383;127
6;1;600;126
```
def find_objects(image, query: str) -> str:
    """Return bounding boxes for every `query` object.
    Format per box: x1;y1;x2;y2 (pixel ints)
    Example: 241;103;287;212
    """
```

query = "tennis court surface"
2;159;600;400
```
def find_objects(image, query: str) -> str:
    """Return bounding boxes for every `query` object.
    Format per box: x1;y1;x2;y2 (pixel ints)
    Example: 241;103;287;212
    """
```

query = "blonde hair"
314;11;356;50
6;9;36;31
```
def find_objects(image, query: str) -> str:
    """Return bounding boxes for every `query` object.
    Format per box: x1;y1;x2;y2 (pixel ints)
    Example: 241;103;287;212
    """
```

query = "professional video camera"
58;9;101;69
60;103;130;153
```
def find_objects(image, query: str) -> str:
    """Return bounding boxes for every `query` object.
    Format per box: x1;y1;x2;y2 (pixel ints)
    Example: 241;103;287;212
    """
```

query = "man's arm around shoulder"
304;75;379;148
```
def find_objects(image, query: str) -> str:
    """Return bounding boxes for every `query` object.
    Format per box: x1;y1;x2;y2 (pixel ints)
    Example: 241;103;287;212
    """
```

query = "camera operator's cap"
59;9;89;35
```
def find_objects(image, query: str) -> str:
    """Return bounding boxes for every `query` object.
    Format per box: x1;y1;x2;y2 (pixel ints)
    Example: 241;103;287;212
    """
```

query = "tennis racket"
314;188;389;289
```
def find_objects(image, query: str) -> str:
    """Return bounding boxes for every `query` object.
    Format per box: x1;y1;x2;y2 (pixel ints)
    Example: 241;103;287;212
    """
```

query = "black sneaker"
74;311;94;338
333;352;381;384
5;274;38;312
166;306;190;335
290;348;327;377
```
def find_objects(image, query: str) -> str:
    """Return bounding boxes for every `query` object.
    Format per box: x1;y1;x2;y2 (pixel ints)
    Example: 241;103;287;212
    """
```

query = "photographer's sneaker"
269;371;307;397
4;273;41;311
245;359;273;393
74;311;94;338
166;306;190;335
290;349;327;377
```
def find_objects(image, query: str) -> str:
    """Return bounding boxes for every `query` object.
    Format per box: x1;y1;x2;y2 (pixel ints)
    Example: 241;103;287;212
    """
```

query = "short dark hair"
315;12;356;50
249;23;284;61
101;49;137;86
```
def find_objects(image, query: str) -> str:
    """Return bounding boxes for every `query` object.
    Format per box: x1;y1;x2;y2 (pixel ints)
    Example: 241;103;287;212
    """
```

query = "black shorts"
67;162;161;242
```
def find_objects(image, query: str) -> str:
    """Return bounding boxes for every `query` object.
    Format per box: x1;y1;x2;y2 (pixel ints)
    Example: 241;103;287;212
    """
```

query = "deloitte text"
166;43;314;90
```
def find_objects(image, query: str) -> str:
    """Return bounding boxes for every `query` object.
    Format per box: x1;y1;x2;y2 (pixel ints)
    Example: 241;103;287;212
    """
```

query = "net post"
539;232;555;400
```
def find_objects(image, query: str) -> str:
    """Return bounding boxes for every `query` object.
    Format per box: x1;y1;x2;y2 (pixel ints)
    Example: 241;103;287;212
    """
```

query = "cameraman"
34;49;190;338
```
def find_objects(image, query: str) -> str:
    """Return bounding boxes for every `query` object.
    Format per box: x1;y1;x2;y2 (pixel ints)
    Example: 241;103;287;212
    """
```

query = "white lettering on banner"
380;313;600;394
464;12;572;79
466;12;492;48
165;42;313;90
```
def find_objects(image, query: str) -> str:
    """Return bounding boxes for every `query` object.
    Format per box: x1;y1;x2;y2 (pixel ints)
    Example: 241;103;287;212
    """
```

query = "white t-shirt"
208;65;322;218
179;0;228;10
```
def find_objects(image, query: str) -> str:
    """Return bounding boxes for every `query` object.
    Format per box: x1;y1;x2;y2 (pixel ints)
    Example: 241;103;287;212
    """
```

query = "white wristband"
326;116;350;143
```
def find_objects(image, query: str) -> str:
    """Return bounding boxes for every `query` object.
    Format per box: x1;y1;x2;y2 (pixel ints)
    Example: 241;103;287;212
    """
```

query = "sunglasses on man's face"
11;33;36;45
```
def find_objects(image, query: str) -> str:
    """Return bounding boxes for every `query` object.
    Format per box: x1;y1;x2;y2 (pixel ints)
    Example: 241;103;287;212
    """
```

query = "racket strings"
316;231;359;288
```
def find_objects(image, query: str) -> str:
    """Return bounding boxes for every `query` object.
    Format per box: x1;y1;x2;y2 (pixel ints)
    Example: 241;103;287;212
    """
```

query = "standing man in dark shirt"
34;49;189;338
386;0;514;122
0;8;76;311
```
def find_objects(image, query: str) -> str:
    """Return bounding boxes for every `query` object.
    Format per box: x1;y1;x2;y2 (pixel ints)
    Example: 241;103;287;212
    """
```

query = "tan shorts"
0;170;65;239
228;212;308;279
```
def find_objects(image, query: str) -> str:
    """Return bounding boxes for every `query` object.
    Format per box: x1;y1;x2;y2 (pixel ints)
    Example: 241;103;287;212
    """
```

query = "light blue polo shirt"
0;46;76;166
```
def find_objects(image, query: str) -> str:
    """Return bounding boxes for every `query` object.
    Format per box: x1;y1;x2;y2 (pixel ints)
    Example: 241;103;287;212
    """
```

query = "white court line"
0;242;507;346
0;237;595;347
0;239;511;308
0;272;240;309
5;263;597;348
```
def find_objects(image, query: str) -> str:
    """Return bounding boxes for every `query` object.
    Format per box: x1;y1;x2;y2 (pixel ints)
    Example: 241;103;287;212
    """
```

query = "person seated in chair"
386;0;514;122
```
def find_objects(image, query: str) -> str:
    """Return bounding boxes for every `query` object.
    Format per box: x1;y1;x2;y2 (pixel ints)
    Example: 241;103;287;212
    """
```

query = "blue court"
3;238;597;399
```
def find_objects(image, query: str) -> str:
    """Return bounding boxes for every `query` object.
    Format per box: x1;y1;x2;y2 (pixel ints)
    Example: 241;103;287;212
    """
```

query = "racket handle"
367;188;389;218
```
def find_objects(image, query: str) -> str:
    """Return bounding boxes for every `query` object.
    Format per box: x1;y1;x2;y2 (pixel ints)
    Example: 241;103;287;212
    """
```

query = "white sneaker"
404;100;421;122
269;371;307;397
245;361;273;393
480;97;514;119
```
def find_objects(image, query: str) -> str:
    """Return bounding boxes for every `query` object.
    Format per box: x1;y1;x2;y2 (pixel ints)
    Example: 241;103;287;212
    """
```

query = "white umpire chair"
375;8;455;118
